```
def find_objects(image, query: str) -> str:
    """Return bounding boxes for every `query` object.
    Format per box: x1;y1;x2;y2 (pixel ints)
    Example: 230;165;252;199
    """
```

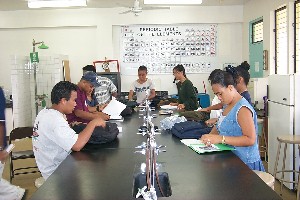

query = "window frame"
274;6;287;74
252;19;263;44
295;0;300;73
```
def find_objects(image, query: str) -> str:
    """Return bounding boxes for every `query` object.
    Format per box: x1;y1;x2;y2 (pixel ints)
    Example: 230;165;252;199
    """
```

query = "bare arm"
148;89;156;100
0;122;8;162
111;92;118;98
74;109;109;121
128;90;134;101
72;119;106;151
200;102;223;112
200;107;256;146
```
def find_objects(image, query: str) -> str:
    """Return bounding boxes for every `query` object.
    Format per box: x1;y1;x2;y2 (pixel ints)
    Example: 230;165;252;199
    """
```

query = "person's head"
82;65;96;73
51;81;77;114
173;64;187;81
235;61;250;86
80;71;100;93
138;65;148;82
208;68;238;104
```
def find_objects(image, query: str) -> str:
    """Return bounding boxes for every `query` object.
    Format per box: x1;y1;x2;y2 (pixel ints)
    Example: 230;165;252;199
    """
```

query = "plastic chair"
9;127;40;182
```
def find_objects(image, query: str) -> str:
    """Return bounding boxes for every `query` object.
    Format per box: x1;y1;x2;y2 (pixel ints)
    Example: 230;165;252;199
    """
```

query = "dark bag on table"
171;121;212;139
71;122;119;144
179;111;210;122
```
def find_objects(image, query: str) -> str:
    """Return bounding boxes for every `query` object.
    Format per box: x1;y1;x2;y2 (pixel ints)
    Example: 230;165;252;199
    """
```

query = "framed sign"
93;60;120;73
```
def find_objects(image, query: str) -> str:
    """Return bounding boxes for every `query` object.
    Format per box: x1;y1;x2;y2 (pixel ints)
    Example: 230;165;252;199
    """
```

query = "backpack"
72;122;119;144
171;121;212;139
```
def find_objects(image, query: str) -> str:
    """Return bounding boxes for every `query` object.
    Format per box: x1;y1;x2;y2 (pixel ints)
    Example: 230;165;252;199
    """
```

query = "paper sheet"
102;99;126;117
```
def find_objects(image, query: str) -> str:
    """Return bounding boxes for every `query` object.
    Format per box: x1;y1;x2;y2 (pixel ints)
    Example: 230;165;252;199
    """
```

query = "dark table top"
30;110;281;200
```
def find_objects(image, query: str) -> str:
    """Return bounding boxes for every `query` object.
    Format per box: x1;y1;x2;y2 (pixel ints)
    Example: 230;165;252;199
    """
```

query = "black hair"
82;65;96;73
208;69;236;87
236;61;251;85
51;81;77;104
138;65;147;73
173;64;187;78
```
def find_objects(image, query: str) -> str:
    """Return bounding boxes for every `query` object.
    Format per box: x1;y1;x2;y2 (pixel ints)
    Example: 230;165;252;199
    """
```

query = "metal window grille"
252;20;263;43
275;6;287;74
295;1;300;73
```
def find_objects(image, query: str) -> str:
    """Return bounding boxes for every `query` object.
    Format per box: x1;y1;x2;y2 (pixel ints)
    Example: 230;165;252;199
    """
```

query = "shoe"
21;189;28;200
16;187;26;200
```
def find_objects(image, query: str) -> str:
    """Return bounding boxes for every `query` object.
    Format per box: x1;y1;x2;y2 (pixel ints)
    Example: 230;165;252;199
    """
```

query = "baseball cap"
81;71;100;87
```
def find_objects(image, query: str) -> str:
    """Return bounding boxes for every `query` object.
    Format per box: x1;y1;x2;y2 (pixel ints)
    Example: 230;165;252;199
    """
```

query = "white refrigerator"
268;74;300;190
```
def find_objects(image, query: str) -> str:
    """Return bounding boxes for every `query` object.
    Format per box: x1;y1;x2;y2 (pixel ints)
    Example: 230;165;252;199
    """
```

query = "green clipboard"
189;143;235;154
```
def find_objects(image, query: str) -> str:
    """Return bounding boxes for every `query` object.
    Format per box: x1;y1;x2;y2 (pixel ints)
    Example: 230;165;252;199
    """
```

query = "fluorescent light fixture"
144;0;202;4
28;0;87;8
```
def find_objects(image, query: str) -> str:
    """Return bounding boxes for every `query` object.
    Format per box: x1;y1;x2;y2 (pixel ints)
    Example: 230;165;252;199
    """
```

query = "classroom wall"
0;5;243;97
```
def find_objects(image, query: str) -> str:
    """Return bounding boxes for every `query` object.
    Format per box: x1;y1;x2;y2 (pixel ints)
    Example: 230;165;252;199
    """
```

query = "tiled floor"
1;160;297;200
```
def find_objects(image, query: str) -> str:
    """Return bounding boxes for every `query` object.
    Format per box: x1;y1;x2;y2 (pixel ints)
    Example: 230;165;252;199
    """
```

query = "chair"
273;135;300;200
9;127;40;182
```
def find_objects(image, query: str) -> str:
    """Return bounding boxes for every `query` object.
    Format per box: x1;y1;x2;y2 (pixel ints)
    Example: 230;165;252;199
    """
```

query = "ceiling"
0;0;249;11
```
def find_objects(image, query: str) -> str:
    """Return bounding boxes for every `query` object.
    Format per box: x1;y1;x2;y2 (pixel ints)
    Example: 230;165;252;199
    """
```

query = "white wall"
0;5;243;98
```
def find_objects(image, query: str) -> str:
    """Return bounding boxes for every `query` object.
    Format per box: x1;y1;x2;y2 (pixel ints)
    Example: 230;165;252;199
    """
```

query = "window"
295;1;300;73
275;6;288;74
252;20;263;43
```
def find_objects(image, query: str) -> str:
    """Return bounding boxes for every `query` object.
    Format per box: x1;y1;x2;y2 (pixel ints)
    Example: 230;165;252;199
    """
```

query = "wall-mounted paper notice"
255;62;260;72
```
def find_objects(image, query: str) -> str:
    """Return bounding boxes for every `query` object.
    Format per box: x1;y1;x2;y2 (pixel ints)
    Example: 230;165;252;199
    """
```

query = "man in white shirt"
32;81;105;180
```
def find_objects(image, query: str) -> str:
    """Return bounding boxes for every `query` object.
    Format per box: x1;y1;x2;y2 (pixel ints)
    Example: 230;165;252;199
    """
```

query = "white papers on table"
180;139;203;146
160;105;178;110
102;99;126;117
117;126;122;132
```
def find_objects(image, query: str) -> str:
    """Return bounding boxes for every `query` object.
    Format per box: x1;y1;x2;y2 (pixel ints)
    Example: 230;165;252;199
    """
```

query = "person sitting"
128;65;156;105
32;81;106;180
200;69;265;171
66;71;110;131
169;64;199;111
82;64;118;106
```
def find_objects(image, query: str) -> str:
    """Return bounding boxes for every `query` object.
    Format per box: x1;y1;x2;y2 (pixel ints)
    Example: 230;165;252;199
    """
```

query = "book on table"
181;139;235;154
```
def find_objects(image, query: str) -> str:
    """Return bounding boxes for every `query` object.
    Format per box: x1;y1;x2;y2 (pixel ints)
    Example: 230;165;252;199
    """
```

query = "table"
30;111;281;200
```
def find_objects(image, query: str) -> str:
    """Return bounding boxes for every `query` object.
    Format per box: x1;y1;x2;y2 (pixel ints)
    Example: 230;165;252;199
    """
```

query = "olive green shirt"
178;79;199;111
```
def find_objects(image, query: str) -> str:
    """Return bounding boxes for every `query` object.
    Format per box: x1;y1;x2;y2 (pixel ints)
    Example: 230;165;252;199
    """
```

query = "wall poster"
120;24;217;75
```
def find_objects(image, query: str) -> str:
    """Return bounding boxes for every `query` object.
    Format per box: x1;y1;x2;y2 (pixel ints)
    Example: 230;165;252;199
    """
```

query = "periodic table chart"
120;24;218;75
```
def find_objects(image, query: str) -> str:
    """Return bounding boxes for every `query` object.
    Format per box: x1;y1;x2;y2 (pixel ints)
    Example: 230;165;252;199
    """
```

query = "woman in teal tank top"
200;68;265;171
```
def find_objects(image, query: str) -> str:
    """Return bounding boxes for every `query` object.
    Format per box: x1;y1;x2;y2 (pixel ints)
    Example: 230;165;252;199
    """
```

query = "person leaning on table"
32;81;106;180
200;69;265;171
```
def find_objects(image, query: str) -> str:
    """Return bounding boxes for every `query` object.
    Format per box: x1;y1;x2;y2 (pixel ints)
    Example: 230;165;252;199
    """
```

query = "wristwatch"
0;146;3;151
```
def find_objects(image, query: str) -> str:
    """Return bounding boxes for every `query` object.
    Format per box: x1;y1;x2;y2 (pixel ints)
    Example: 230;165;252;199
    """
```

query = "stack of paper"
180;139;235;154
102;99;126;121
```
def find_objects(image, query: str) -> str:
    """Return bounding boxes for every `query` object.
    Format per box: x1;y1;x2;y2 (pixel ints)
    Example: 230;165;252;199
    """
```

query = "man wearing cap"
82;65;118;106
66;71;110;125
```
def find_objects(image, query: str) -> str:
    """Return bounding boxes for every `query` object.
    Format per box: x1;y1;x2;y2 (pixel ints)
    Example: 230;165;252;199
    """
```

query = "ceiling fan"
119;0;170;16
